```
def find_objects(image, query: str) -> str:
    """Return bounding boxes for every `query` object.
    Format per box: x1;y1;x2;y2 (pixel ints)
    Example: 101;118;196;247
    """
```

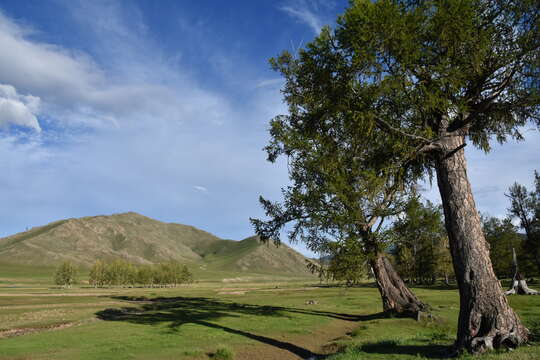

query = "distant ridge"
0;212;312;276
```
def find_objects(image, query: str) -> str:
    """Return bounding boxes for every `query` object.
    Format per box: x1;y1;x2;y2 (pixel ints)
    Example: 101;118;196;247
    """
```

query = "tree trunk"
435;135;528;354
370;253;427;319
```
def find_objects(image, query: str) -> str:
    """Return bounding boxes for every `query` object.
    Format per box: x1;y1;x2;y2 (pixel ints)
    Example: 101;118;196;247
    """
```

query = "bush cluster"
89;259;193;288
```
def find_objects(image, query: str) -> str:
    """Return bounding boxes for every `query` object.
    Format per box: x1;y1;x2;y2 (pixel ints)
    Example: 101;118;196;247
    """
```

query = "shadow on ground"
96;296;446;358
358;340;451;359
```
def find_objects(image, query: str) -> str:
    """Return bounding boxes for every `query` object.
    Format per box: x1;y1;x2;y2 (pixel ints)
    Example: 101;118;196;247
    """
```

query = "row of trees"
314;171;539;287
484;171;540;279
89;260;193;287
54;260;193;288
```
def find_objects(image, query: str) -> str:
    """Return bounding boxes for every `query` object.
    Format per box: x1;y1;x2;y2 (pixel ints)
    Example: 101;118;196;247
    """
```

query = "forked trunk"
370;253;427;319
435;135;528;354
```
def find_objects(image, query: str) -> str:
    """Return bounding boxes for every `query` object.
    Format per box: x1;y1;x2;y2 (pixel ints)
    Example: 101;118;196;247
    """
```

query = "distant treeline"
54;260;194;288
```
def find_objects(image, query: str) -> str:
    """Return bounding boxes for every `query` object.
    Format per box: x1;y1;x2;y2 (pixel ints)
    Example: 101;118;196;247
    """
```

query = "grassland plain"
1;267;540;360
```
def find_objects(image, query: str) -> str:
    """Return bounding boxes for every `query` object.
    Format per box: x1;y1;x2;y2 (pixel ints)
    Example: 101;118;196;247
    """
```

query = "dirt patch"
217;291;246;295
0;321;76;339
257;287;319;292
0;301;126;310
0;292;113;297
233;317;359;360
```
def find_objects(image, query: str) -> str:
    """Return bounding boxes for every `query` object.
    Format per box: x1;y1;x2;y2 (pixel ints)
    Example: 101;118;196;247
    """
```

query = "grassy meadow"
1;266;540;360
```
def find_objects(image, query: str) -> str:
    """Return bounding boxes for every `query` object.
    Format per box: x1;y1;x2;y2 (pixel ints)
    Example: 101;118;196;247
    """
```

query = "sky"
0;0;538;258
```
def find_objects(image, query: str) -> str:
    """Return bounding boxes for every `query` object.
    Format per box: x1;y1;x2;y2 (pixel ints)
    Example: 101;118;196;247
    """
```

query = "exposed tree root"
505;279;540;295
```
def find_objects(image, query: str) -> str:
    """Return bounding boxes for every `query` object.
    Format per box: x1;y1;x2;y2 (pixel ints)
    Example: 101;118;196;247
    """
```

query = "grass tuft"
350;325;368;337
212;346;234;360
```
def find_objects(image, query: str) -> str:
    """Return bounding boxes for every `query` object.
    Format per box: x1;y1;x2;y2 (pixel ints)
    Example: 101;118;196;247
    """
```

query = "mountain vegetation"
0;212;313;276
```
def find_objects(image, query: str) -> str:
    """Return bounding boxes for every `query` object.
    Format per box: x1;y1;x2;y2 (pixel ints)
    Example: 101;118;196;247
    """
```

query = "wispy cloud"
254;78;283;89
279;0;332;35
194;185;208;193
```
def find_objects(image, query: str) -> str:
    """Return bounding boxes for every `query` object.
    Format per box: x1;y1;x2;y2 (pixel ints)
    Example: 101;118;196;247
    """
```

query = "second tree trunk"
370;253;427;318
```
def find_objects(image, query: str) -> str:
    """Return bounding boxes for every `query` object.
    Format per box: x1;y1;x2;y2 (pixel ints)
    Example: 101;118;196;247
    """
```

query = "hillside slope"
0;212;312;275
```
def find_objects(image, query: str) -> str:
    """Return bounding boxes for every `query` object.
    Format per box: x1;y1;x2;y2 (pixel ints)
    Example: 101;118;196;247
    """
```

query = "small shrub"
426;327;452;341
213;346;234;360
183;349;203;356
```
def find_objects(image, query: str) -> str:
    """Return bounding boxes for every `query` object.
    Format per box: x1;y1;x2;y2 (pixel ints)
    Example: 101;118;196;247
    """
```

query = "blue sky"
0;0;538;257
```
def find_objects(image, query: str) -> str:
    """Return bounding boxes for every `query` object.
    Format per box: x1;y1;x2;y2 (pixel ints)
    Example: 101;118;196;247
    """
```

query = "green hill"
0;212;312;276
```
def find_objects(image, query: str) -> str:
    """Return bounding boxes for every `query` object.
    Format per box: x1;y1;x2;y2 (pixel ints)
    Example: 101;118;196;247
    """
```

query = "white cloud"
254;78;283;89
279;1;327;35
0;12;104;105
0;84;41;131
194;185;208;193
0;9;229;132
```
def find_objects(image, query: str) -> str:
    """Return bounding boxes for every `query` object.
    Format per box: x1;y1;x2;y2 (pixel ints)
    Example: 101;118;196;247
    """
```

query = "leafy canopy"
252;0;539;254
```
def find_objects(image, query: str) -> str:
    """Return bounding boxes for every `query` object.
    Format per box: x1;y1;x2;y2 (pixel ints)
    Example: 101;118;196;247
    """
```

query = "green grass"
212;346;234;360
325;288;540;360
0;275;539;360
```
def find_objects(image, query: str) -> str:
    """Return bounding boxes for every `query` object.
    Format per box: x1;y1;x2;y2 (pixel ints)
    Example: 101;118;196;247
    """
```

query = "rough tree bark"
505;248;539;295
435;134;528;354
370;253;428;319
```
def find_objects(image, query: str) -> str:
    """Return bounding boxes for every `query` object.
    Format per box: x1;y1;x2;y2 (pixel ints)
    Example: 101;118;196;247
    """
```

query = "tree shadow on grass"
97;296;387;358
106;295;385;322
358;340;451;359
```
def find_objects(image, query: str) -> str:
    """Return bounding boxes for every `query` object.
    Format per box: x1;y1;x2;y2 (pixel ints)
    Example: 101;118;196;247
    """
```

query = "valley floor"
1;272;540;360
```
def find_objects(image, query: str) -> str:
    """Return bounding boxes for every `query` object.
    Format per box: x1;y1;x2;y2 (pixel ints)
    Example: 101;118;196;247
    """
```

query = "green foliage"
388;197;453;284
507;170;540;275
253;0;539;277
88;259;193;288
335;0;539;151
213;346;234;360
89;259;106;287
53;261;77;288
325;240;368;286
482;216;523;278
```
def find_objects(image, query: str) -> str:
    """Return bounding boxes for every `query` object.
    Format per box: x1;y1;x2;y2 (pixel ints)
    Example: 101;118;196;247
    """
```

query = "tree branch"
374;117;432;143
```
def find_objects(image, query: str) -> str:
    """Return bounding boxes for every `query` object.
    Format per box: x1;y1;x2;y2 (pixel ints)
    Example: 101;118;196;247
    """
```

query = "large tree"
251;84;428;317
258;0;539;353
